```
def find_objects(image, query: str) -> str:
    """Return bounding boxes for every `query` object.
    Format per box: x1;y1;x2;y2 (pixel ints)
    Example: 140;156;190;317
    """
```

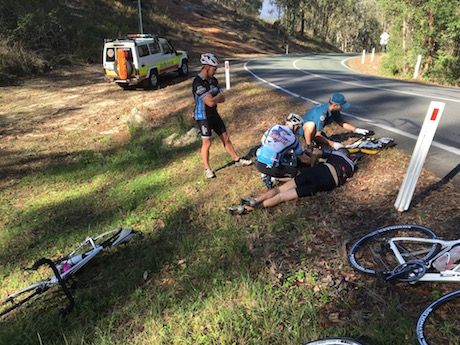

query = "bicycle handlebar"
30;258;75;316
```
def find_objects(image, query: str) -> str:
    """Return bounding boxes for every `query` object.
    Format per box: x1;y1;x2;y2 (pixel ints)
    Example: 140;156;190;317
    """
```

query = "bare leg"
219;132;239;161
261;188;299;208
251;178;300;209
233;178;299;215
303;122;316;145
201;138;212;169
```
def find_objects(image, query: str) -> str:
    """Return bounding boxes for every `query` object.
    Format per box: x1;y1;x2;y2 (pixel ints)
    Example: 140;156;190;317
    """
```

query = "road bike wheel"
0;282;48;317
417;289;460;345
93;227;134;248
349;224;437;277
305;338;367;345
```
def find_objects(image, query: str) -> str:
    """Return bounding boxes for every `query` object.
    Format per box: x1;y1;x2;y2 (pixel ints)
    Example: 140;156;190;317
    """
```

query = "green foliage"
377;0;460;85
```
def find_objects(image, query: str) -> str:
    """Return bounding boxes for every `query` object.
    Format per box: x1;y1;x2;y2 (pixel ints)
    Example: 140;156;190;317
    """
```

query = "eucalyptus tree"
377;0;460;85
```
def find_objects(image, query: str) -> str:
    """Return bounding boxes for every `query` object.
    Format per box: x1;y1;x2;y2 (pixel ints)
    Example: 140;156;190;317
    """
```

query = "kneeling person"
256;113;311;178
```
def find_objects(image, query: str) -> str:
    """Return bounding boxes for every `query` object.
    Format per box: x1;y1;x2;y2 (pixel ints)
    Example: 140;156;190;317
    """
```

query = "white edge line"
244;60;460;157
293;57;460;104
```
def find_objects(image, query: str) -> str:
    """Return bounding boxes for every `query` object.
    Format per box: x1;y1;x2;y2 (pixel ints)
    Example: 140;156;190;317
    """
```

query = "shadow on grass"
0;203;253;344
412;163;460;207
214;145;259;173
0;124;202;268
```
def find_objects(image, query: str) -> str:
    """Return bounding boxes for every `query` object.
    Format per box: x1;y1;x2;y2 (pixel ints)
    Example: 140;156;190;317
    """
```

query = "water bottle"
433;246;460;271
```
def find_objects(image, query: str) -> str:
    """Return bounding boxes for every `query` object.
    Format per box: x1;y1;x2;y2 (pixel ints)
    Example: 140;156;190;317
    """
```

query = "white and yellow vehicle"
103;34;188;89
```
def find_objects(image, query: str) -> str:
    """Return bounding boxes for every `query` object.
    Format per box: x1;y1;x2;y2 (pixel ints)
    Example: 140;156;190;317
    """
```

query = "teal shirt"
298;103;344;136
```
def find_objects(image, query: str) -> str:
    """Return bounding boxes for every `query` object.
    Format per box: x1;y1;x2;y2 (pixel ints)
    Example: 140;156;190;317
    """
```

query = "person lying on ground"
229;148;355;214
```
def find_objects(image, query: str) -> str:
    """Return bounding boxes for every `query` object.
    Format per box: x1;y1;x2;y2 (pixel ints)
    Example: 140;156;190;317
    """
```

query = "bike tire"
94;227;134;248
305;338;367;345
0;283;47;317
416;289;460;345
349;224;437;277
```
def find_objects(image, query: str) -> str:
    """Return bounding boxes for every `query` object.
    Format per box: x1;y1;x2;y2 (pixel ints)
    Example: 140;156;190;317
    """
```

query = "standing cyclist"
192;53;252;179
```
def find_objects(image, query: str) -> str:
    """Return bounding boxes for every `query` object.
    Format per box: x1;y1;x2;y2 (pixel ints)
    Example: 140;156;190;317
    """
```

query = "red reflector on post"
430;108;439;121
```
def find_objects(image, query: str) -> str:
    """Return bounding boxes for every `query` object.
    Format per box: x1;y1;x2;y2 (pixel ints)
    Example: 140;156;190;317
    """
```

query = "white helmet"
286;113;303;127
200;53;220;67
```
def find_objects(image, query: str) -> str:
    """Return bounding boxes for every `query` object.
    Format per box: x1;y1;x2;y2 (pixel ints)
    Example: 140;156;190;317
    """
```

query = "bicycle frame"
1;227;134;317
389;237;460;282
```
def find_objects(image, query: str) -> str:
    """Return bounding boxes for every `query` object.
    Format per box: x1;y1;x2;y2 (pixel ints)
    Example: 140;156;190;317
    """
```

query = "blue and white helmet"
286;113;303;127
200;53;220;67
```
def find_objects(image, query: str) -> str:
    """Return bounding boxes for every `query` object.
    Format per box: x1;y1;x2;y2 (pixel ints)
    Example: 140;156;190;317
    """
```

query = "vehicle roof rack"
104;34;159;44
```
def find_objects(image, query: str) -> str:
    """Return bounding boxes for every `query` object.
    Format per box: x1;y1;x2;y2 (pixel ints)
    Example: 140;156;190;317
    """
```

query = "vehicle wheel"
178;60;188;76
147;70;158;89
348;224;437;277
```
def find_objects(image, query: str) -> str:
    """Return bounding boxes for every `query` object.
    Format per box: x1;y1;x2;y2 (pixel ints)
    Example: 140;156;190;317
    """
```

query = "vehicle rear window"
106;48;115;62
116;48;133;62
149;42;160;54
138;45;150;57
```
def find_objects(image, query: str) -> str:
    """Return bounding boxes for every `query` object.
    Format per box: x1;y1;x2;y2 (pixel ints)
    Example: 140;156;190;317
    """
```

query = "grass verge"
0;65;459;344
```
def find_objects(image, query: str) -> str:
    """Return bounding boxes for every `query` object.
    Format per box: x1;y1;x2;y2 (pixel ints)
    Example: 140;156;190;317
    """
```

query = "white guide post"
413;54;422;79
394;101;445;212
225;60;230;90
361;49;366;64
371;47;375;62
286;44;289;55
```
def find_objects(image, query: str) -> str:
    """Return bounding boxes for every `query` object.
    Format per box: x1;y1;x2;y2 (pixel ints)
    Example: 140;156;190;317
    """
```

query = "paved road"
240;54;460;187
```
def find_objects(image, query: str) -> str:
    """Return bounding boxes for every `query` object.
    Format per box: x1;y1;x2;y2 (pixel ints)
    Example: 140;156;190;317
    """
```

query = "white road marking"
244;60;460;156
294;57;460;104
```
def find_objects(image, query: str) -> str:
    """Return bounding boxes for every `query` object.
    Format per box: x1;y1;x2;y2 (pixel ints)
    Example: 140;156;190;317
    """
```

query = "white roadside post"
394;101;445;212
361;49;366;64
413;54;422;79
371;47;375;62
286;44;289;55
225;60;230;90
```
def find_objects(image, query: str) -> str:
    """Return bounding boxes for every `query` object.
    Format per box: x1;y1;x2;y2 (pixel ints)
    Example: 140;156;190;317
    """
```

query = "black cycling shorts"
294;164;336;198
197;115;226;138
255;160;298;178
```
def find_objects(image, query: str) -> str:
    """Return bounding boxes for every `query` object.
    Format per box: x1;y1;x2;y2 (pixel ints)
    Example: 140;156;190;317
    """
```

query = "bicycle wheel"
0;282;49;317
349;224;437;277
96;227;134;248
417;289;460;345
305;338;367;345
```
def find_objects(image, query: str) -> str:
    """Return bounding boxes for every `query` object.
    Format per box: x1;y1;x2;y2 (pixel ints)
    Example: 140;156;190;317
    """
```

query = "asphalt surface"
232;54;460;187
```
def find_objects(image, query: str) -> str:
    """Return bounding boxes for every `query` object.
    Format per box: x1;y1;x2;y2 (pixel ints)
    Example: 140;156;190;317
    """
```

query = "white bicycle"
349;224;460;344
0;227;135;317
305;338;367;345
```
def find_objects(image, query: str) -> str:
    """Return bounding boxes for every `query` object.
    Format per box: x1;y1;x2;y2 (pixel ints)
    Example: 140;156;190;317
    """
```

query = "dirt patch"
347;53;384;76
0;64;196;182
